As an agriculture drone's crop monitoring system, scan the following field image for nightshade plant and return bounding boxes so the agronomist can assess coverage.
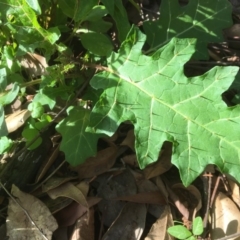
[0,0,239,186]
[167,217,204,240]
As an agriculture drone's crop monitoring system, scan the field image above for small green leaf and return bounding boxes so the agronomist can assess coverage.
[81,20,112,33]
[0,82,19,106]
[186,236,197,240]
[84,5,108,21]
[28,102,44,119]
[81,32,113,56]
[25,0,41,15]
[22,128,42,150]
[0,136,13,154]
[192,217,203,236]
[167,225,192,239]
[33,91,56,110]
[0,107,8,137]
[58,0,98,22]
[56,106,103,166]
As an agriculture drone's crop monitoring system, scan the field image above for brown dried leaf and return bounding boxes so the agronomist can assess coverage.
[113,191,166,205]
[143,142,172,179]
[145,206,174,240]
[53,197,100,228]
[122,154,138,167]
[120,129,135,151]
[97,170,137,227]
[70,208,95,240]
[42,176,78,192]
[102,203,147,240]
[73,146,118,179]
[19,53,48,77]
[172,183,202,219]
[7,185,58,240]
[229,179,240,208]
[5,110,31,133]
[211,192,240,239]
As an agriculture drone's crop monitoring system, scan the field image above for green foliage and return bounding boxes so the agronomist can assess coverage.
[101,0,131,42]
[80,32,113,56]
[28,102,44,119]
[143,0,232,59]
[0,0,60,57]
[58,0,98,22]
[0,0,239,188]
[56,106,103,166]
[168,217,204,239]
[87,26,239,186]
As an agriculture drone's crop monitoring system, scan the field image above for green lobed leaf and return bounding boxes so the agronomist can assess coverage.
[84,5,108,21]
[81,32,113,56]
[28,102,44,119]
[143,0,232,59]
[56,106,103,166]
[167,225,192,239]
[0,68,7,91]
[192,217,203,236]
[87,26,240,186]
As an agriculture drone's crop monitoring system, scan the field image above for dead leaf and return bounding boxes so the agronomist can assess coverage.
[211,192,240,239]
[120,129,135,151]
[122,154,138,167]
[70,208,95,240]
[36,145,61,183]
[102,203,147,240]
[7,185,58,240]
[76,181,89,197]
[228,178,240,208]
[42,175,78,192]
[47,182,88,207]
[97,170,137,227]
[112,191,166,205]
[5,109,31,133]
[54,201,87,227]
[145,206,174,240]
[73,146,118,179]
[53,197,100,228]
[165,184,190,220]
[172,183,202,220]
[19,52,48,77]
[223,24,240,49]
[143,142,172,179]
[155,176,169,199]
[0,224,6,239]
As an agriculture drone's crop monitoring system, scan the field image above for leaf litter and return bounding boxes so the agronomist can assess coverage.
[1,1,240,240]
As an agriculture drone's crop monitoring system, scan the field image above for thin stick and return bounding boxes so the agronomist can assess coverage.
[203,173,212,228]
[0,182,49,240]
